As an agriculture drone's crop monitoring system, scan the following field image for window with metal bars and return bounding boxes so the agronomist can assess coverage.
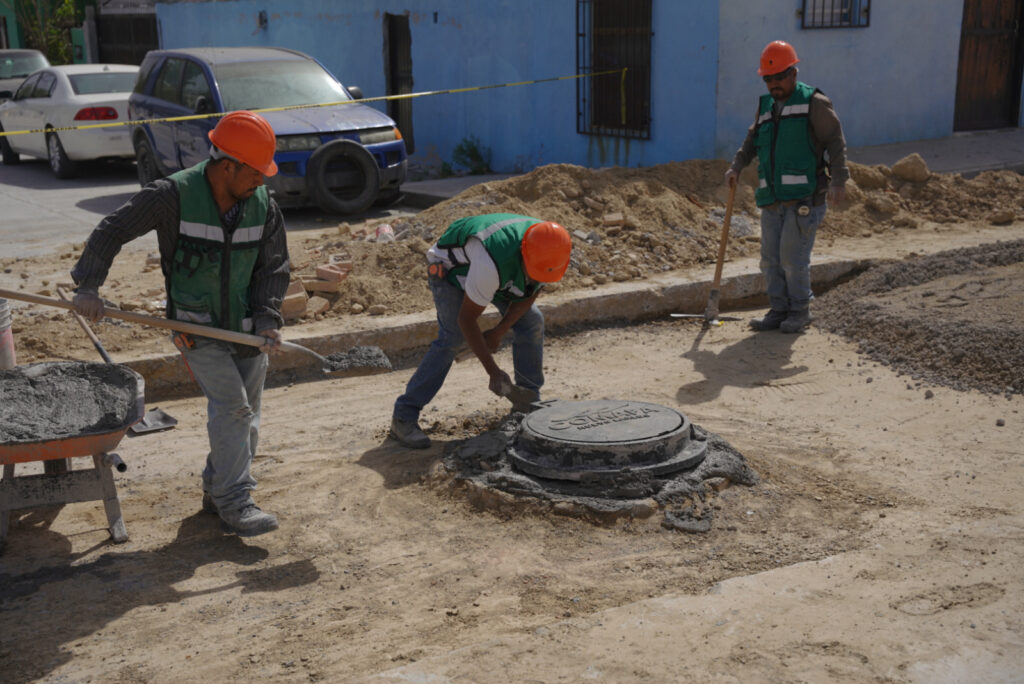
[576,0,652,139]
[801,0,871,29]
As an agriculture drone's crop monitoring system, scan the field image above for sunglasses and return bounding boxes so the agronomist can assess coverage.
[763,68,793,84]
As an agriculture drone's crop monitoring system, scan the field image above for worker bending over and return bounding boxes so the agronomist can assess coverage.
[71,111,289,537]
[391,214,572,449]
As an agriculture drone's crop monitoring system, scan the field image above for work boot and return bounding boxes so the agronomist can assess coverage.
[780,308,812,334]
[219,503,279,537]
[201,492,217,515]
[749,309,788,331]
[390,417,431,449]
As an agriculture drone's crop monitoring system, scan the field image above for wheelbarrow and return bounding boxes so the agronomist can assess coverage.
[0,361,145,553]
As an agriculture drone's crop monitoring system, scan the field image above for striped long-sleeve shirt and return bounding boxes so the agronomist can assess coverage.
[71,176,290,333]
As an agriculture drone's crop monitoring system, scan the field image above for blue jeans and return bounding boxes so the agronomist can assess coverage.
[178,335,267,512]
[759,202,827,312]
[393,278,545,423]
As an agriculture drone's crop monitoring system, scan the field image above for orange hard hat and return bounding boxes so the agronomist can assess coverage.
[208,111,278,176]
[758,40,799,76]
[522,221,572,283]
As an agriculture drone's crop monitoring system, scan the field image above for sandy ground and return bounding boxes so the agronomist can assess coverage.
[2,270,1023,681]
[2,161,1024,682]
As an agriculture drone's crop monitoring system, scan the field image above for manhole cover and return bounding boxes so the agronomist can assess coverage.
[509,399,707,481]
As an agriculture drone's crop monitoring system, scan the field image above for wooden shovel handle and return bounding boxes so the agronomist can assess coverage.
[711,180,737,291]
[0,287,268,348]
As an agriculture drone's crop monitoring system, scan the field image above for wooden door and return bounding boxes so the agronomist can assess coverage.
[954,0,1024,131]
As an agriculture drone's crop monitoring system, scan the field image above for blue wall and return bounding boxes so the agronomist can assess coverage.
[155,0,1024,171]
[716,0,966,157]
[155,0,719,172]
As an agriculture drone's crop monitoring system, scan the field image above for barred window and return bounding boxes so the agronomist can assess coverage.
[576,0,652,139]
[801,0,871,29]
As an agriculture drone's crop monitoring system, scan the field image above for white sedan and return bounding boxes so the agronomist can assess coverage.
[0,64,139,179]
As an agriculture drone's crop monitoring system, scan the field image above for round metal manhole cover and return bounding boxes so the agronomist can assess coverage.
[509,399,707,481]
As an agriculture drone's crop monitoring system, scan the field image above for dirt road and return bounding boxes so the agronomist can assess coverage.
[1,160,1023,682]
[2,296,1022,682]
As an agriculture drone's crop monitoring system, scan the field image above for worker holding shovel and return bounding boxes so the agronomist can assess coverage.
[390,214,572,449]
[725,40,848,333]
[70,111,290,537]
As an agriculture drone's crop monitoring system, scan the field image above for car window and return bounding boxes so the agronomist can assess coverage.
[0,53,48,79]
[153,58,186,104]
[13,73,40,100]
[213,59,350,110]
[32,72,57,98]
[69,72,138,95]
[180,61,212,110]
[134,57,159,94]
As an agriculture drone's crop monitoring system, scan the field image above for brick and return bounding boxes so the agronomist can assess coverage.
[307,296,331,316]
[602,212,625,226]
[301,277,343,294]
[281,292,307,320]
[285,280,306,297]
[316,263,351,282]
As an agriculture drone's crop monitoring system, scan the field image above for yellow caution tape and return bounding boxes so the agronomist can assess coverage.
[0,67,627,138]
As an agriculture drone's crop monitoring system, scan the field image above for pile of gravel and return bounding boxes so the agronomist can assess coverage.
[816,240,1024,397]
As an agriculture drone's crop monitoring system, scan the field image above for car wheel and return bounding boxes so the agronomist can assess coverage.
[0,124,20,165]
[134,135,163,186]
[47,131,79,179]
[306,139,380,215]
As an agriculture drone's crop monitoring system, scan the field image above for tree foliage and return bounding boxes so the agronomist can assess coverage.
[0,0,79,65]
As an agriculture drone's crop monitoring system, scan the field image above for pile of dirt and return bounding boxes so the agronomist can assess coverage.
[816,239,1024,397]
[3,157,1023,365]
[288,157,1024,319]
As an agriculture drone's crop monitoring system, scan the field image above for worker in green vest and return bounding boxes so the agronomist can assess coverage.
[725,40,849,333]
[71,111,290,537]
[391,214,572,449]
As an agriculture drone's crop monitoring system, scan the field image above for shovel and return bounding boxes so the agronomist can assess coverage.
[55,286,178,434]
[0,287,391,378]
[672,181,742,327]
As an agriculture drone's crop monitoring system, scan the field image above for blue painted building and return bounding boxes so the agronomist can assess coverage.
[153,1,1023,173]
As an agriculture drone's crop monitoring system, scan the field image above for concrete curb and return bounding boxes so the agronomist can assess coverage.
[126,257,871,402]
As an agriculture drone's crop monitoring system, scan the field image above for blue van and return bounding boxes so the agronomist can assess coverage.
[128,47,407,214]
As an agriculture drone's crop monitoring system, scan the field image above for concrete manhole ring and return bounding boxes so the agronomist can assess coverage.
[510,399,707,481]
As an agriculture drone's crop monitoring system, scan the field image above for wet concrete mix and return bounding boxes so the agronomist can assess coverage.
[324,346,393,376]
[817,239,1024,397]
[0,362,139,443]
[438,411,758,533]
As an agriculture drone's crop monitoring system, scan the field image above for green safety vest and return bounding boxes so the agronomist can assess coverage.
[167,160,270,333]
[754,81,820,206]
[435,213,541,304]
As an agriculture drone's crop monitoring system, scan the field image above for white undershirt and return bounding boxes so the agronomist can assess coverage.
[426,237,500,306]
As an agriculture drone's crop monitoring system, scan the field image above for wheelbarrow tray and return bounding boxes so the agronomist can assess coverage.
[0,362,146,465]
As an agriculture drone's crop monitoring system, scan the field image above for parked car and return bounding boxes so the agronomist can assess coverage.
[128,47,407,214]
[0,64,139,178]
[0,49,50,101]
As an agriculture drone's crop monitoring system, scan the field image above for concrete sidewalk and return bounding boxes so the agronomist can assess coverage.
[847,127,1024,177]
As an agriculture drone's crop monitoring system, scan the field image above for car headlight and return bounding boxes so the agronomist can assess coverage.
[359,127,402,144]
[276,135,321,152]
